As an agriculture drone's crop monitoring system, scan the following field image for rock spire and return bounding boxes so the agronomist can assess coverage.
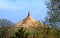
[27,11,30,17]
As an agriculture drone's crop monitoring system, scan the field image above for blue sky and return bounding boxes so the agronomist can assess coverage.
[0,0,47,23]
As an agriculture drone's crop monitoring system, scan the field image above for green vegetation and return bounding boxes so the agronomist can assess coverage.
[11,27,60,38]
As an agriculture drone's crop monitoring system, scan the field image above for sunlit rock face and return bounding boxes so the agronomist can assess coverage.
[15,11,47,28]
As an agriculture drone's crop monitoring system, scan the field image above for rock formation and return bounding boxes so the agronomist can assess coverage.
[15,11,45,28]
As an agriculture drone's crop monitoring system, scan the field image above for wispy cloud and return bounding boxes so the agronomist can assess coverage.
[0,0,16,9]
[0,0,46,10]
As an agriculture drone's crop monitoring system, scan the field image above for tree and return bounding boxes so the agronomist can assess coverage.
[44,0,60,38]
[44,0,60,27]
[15,27,28,38]
[0,19,14,38]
